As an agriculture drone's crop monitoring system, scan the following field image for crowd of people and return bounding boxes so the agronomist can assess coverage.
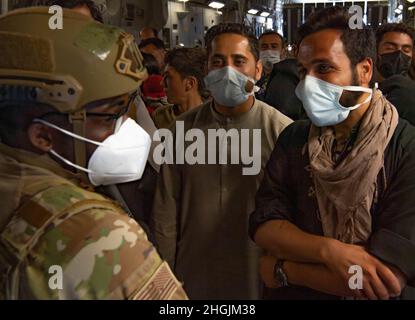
[0,0,414,300]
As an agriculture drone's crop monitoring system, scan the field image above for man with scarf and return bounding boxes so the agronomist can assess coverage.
[250,6,415,300]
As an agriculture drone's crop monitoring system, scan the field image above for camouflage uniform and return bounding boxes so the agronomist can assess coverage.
[0,7,187,300]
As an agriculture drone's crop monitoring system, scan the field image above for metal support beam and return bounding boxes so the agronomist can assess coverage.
[1,0,8,15]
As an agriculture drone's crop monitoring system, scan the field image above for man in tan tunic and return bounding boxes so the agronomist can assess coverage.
[152,23,292,299]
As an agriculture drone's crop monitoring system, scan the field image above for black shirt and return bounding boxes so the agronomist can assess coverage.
[249,119,415,299]
[379,75,415,126]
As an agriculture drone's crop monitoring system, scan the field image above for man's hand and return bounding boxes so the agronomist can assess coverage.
[259,255,279,289]
[322,239,403,300]
[259,254,364,298]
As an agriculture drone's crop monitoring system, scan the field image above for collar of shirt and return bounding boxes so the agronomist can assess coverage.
[209,98,257,125]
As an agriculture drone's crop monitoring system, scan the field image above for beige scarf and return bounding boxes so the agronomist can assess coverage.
[308,90,399,244]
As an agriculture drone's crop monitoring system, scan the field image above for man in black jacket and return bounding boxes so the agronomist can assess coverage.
[375,23,415,126]
[375,23,413,81]
[250,7,415,300]
[263,58,305,120]
[379,74,415,125]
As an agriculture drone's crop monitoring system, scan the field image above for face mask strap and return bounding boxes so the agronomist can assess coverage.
[68,110,87,173]
[342,85,373,94]
[340,91,373,111]
[33,118,105,146]
[49,149,92,174]
[244,73,258,95]
[33,113,102,182]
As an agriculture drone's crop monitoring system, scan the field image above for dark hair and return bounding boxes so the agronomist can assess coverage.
[297,6,376,70]
[376,23,414,48]
[139,38,166,51]
[47,0,103,23]
[140,27,158,38]
[204,23,259,61]
[165,47,207,96]
[259,30,284,44]
[151,28,158,38]
[142,52,161,75]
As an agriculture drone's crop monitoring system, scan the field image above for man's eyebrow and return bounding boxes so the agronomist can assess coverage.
[231,54,248,60]
[309,58,334,65]
[211,53,225,59]
[382,41,398,47]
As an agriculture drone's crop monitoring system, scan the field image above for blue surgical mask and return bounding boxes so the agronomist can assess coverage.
[204,66,257,107]
[295,75,373,127]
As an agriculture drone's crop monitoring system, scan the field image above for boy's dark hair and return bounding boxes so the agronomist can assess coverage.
[142,52,161,75]
[165,47,207,96]
[139,38,166,51]
[204,23,259,61]
[259,30,284,45]
[47,0,103,23]
[297,6,376,71]
[149,28,159,38]
[376,23,414,48]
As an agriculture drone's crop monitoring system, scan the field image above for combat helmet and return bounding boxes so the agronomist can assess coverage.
[0,6,148,170]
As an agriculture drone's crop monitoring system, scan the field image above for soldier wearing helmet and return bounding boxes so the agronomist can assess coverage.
[0,7,187,300]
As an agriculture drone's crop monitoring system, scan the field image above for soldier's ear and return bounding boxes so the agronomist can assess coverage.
[27,123,53,153]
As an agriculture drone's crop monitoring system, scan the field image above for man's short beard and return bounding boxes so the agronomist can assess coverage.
[339,68,365,108]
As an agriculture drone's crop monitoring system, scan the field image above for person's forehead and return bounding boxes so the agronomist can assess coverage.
[165,65,179,76]
[141,28,154,36]
[298,29,347,63]
[260,34,281,44]
[380,31,413,46]
[211,33,252,56]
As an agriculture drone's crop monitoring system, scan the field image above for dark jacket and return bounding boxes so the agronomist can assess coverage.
[379,75,415,126]
[264,58,306,121]
[250,118,415,299]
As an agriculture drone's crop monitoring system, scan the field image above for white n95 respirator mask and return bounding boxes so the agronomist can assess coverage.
[33,117,151,186]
